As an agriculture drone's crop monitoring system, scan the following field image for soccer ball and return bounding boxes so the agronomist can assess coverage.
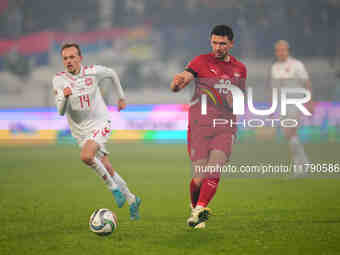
[89,208,118,235]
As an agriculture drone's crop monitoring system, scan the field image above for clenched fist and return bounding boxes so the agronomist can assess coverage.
[170,74,185,92]
[118,98,126,112]
[63,87,72,97]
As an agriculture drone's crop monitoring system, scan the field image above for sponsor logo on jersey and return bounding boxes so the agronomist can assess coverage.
[210,69,217,74]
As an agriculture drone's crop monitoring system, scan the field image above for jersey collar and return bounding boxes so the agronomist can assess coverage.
[64,65,84,80]
[209,53,235,63]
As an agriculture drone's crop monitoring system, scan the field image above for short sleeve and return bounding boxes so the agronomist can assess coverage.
[185,56,203,78]
[237,63,247,92]
[241,64,247,80]
[52,75,65,92]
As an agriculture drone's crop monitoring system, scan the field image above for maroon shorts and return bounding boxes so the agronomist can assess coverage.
[187,125,234,162]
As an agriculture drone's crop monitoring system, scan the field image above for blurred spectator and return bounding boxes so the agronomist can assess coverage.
[3,48,31,80]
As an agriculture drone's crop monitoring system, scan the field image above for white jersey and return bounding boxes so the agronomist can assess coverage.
[52,65,125,139]
[270,57,309,89]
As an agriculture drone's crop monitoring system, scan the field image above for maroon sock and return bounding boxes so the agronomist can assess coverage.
[196,177,220,207]
[190,179,201,208]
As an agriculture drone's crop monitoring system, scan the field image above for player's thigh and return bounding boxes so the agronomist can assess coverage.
[282,126,298,139]
[208,131,234,163]
[188,126,212,161]
[208,149,228,165]
[83,121,111,159]
[281,110,300,139]
[81,139,100,162]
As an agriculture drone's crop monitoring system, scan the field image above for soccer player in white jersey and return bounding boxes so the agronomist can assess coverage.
[52,43,141,219]
[270,40,314,175]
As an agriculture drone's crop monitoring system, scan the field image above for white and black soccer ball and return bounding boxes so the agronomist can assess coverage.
[89,208,118,235]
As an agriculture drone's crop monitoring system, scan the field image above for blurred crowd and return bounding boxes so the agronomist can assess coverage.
[0,0,339,103]
[1,0,338,59]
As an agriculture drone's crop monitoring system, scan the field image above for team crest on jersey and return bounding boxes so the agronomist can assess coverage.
[85,78,93,86]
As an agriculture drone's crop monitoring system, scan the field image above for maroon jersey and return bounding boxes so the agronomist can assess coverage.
[186,53,247,134]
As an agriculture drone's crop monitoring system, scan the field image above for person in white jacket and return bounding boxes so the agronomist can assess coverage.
[269,40,314,176]
[52,43,141,220]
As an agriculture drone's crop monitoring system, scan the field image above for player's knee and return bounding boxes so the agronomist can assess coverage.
[192,177,203,187]
[81,153,94,166]
[103,161,114,175]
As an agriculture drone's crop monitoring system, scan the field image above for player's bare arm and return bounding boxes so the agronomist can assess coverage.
[170,70,194,92]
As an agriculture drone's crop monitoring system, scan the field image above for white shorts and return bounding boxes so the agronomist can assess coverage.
[280,106,301,128]
[282,106,301,119]
[75,120,112,158]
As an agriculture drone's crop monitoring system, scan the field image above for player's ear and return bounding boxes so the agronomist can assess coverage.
[230,40,234,48]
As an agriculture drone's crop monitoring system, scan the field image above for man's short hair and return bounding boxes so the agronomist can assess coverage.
[210,25,234,41]
[275,40,290,49]
[60,43,82,56]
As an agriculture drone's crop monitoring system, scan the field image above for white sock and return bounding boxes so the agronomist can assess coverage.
[289,136,309,165]
[90,157,118,190]
[112,171,136,205]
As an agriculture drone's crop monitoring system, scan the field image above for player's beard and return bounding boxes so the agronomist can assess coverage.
[215,50,227,60]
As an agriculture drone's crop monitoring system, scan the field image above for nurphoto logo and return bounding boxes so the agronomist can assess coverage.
[199,79,312,128]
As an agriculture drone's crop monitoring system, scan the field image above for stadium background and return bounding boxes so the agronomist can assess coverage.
[0,0,339,145]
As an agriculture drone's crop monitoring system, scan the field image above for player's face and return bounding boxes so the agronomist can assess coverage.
[210,35,233,60]
[275,44,289,62]
[61,47,82,74]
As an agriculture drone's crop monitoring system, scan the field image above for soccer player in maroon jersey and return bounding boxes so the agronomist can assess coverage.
[170,25,247,228]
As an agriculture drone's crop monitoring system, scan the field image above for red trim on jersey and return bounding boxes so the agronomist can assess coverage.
[93,130,99,138]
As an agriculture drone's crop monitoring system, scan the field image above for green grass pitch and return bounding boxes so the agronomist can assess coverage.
[1,142,340,255]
